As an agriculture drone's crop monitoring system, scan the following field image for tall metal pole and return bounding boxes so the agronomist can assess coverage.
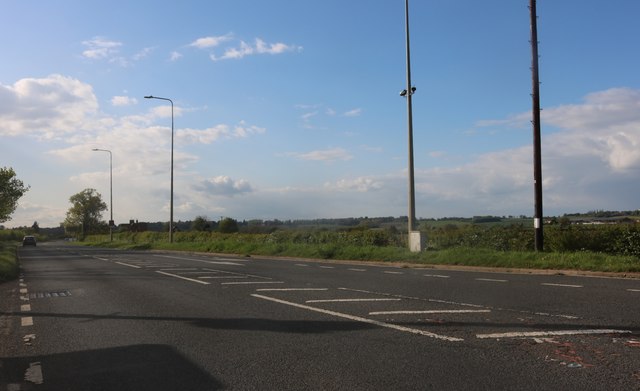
[144,95,174,243]
[529,0,544,251]
[92,148,113,242]
[404,0,417,235]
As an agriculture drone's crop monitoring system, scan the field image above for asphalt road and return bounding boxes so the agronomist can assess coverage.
[1,242,640,390]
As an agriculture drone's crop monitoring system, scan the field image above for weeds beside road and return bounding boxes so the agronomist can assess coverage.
[0,242,19,282]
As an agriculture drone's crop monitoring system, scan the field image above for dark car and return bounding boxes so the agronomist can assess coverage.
[22,236,37,246]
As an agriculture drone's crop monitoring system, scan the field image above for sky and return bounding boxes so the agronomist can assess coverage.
[1,0,639,228]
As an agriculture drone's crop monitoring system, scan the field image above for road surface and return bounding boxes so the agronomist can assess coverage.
[1,242,639,390]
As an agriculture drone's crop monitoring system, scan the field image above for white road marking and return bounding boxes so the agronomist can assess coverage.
[319,266,334,269]
[24,362,44,385]
[384,271,404,275]
[94,257,110,261]
[221,281,285,285]
[202,268,272,280]
[154,254,244,266]
[295,264,309,267]
[19,288,28,294]
[198,276,251,279]
[306,298,402,303]
[256,288,329,292]
[541,283,583,288]
[370,309,491,315]
[252,294,463,342]
[424,274,451,278]
[627,289,640,292]
[476,278,508,283]
[21,304,31,312]
[476,329,632,339]
[115,262,141,269]
[156,271,210,285]
[21,317,34,327]
[348,268,367,272]
[160,268,199,271]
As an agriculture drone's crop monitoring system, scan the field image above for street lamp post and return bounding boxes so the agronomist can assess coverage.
[400,0,423,252]
[144,95,174,243]
[92,148,113,242]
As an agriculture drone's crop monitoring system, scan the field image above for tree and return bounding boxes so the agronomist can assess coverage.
[218,217,239,233]
[63,188,107,237]
[191,216,211,232]
[0,167,30,223]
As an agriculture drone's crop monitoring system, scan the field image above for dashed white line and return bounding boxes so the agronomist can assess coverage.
[19,288,28,294]
[348,268,367,272]
[21,317,34,327]
[627,289,640,292]
[199,276,251,279]
[24,362,44,385]
[476,329,632,339]
[115,261,141,269]
[251,293,463,342]
[370,309,491,315]
[424,274,451,278]
[541,283,583,288]
[21,304,31,312]
[319,266,335,269]
[476,278,508,283]
[295,264,309,267]
[306,298,402,303]
[384,271,404,275]
[156,271,210,285]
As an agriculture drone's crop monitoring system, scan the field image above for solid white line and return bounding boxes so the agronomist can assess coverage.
[384,271,404,275]
[476,329,632,339]
[115,261,142,269]
[541,283,583,288]
[21,304,31,312]
[251,294,463,342]
[156,271,210,285]
[21,317,34,327]
[221,281,285,285]
[370,309,491,315]
[424,274,451,279]
[476,278,508,283]
[348,268,367,272]
[306,298,402,303]
[256,288,329,292]
[627,289,640,292]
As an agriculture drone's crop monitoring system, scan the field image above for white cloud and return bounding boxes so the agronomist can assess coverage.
[82,37,122,59]
[211,38,301,61]
[343,108,362,117]
[326,177,384,192]
[287,148,353,162]
[169,51,183,61]
[111,96,138,106]
[193,176,253,197]
[189,34,233,49]
[0,74,98,138]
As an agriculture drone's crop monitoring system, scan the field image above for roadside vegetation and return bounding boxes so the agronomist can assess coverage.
[0,230,25,281]
[81,218,640,274]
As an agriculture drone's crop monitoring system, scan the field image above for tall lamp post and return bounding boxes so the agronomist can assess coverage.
[92,148,113,242]
[400,0,423,252]
[144,95,174,243]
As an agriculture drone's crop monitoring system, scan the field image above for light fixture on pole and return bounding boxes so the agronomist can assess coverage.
[144,95,174,243]
[91,148,114,242]
[400,0,423,252]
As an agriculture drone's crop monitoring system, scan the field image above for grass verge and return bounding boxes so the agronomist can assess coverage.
[0,242,19,282]
[82,235,640,274]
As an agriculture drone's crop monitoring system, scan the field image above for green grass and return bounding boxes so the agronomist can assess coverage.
[82,233,640,274]
[0,242,19,282]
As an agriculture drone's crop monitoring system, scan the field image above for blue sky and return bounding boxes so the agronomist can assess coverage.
[2,0,639,228]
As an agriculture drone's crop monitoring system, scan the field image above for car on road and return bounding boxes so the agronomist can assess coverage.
[22,236,37,246]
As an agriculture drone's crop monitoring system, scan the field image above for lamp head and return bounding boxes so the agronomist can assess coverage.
[400,89,408,97]
[144,95,154,99]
